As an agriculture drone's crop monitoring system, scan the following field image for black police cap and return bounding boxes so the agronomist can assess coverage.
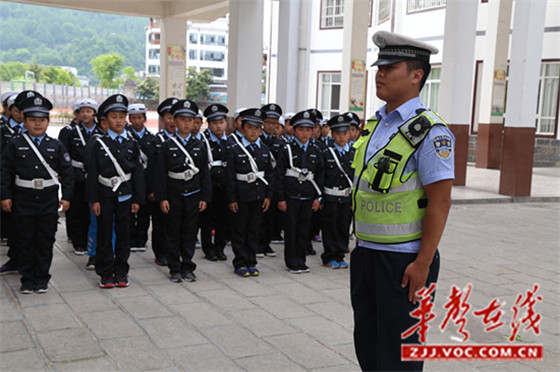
[171,99,198,118]
[157,97,179,117]
[204,103,229,122]
[261,103,283,119]
[240,108,266,127]
[343,112,361,127]
[306,108,323,124]
[98,94,128,117]
[20,95,53,118]
[372,31,439,66]
[291,110,316,129]
[15,90,43,110]
[327,114,352,132]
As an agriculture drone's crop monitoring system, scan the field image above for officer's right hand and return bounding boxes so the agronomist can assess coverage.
[229,202,238,213]
[91,202,101,216]
[277,201,287,212]
[161,200,170,214]
[1,199,12,212]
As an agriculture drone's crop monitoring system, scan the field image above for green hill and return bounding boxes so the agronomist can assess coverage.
[0,2,148,83]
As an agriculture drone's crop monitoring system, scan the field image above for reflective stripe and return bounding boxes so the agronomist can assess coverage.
[354,175,423,194]
[355,220,423,237]
[71,159,85,169]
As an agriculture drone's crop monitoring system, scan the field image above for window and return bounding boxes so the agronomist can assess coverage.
[317,72,341,118]
[148,65,160,75]
[217,35,226,46]
[148,49,160,60]
[377,0,391,24]
[419,66,441,112]
[536,62,559,135]
[189,33,198,44]
[201,34,219,45]
[200,50,225,62]
[202,67,225,78]
[321,0,344,29]
[408,0,446,12]
[188,49,197,60]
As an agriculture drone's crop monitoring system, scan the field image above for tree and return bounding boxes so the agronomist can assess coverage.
[42,65,78,85]
[137,77,159,100]
[122,66,139,82]
[90,53,125,88]
[186,67,213,101]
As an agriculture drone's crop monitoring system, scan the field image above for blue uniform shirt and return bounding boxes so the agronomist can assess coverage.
[209,131,227,142]
[132,127,146,138]
[241,136,262,148]
[82,123,96,135]
[359,97,455,253]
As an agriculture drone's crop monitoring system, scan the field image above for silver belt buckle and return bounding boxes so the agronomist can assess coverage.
[298,173,307,182]
[246,173,256,183]
[110,177,119,187]
[185,169,194,179]
[33,179,44,190]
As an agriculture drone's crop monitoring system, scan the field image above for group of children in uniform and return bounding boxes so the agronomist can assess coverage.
[0,90,362,292]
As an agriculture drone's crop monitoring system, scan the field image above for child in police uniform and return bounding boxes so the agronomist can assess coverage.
[226,108,274,277]
[321,114,355,269]
[1,94,74,293]
[156,99,211,283]
[275,110,324,274]
[86,94,145,288]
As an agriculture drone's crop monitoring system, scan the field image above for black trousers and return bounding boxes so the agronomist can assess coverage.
[1,210,17,267]
[200,186,228,257]
[257,199,273,253]
[150,201,167,261]
[130,198,151,248]
[350,247,440,372]
[231,200,262,269]
[320,201,352,263]
[284,198,313,270]
[66,181,90,249]
[270,201,284,240]
[95,198,132,278]
[165,193,199,275]
[15,213,58,288]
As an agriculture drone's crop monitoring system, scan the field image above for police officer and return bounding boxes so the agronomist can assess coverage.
[199,103,229,261]
[227,108,246,146]
[344,111,361,146]
[351,31,454,371]
[282,113,295,142]
[226,108,274,277]
[321,114,354,269]
[306,108,326,251]
[60,98,103,256]
[59,99,83,145]
[1,94,74,293]
[319,117,335,147]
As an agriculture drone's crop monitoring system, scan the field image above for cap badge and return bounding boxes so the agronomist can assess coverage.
[212,105,218,112]
[184,101,191,108]
[172,99,178,104]
[303,112,310,119]
[270,104,275,110]
[34,97,42,105]
[338,116,344,122]
[27,92,35,98]
[255,109,261,116]
[116,95,123,103]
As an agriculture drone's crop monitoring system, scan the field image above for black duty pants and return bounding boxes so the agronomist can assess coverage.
[130,198,151,248]
[16,213,58,288]
[320,201,352,263]
[165,193,199,275]
[95,198,132,278]
[200,186,228,257]
[284,198,313,270]
[2,210,17,267]
[231,200,262,269]
[66,181,90,249]
[350,247,440,372]
[150,200,167,261]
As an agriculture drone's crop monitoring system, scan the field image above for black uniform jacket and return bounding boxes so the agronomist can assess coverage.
[1,133,74,215]
[202,129,228,188]
[275,140,324,202]
[225,141,274,204]
[60,123,104,183]
[127,127,157,195]
[322,146,355,203]
[85,133,145,204]
[1,119,22,154]
[155,134,211,203]
[260,132,284,166]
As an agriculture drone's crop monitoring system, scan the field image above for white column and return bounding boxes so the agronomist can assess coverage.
[159,17,187,101]
[276,0,300,113]
[296,0,312,111]
[339,0,370,118]
[227,0,264,111]
[437,0,478,186]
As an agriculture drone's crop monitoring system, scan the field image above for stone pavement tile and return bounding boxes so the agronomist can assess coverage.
[105,282,151,299]
[473,361,539,371]
[321,287,351,304]
[306,301,354,330]
[288,315,353,346]
[266,333,351,369]
[182,272,228,291]
[291,272,347,291]
[221,276,279,297]
[130,266,171,284]
[245,270,292,285]
[424,360,481,371]
[0,321,35,352]
[116,295,173,319]
[53,357,117,371]
[23,303,80,332]
[273,282,329,304]
[167,344,239,371]
[0,297,20,321]
[235,352,306,371]
[197,261,235,279]
[230,308,297,337]
[50,272,96,292]
[80,310,144,339]
[198,288,257,311]
[335,342,359,364]
[12,285,64,308]
[37,328,104,363]
[251,295,312,319]
[520,349,560,372]
[201,325,274,359]
[61,290,115,314]
[172,302,232,328]
[311,363,361,372]
[145,284,202,305]
[138,316,207,349]
[453,267,511,286]
[127,252,153,268]
[0,349,47,371]
[102,336,174,371]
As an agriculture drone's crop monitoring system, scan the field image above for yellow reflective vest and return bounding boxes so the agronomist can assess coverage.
[352,110,447,244]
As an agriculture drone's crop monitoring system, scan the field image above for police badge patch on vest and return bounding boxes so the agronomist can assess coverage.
[432,135,453,160]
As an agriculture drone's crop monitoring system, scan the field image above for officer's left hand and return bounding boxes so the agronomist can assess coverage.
[311,199,321,211]
[262,198,271,212]
[131,203,140,213]
[148,193,155,201]
[59,200,70,213]
[401,261,430,304]
[1,199,12,212]
[199,201,207,212]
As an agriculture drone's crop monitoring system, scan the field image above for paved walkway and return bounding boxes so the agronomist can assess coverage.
[0,166,558,371]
